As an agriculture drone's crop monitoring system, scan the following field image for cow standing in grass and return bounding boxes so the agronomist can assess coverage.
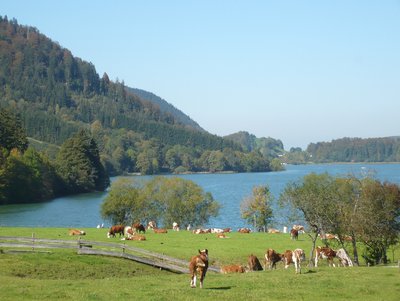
[107,225,125,238]
[282,249,306,274]
[315,246,337,267]
[264,248,283,270]
[290,228,299,240]
[189,249,209,288]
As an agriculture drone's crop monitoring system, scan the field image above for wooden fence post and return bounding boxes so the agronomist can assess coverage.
[31,233,35,251]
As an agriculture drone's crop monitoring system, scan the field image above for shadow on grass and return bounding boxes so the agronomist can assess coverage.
[205,286,233,290]
[303,269,317,274]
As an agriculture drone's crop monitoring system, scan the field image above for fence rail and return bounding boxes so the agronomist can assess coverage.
[0,235,220,274]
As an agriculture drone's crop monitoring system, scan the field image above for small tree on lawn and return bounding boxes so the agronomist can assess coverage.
[240,185,273,232]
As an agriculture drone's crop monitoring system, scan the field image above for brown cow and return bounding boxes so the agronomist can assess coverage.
[69,229,86,236]
[290,228,299,240]
[315,246,337,267]
[189,249,209,288]
[107,225,125,238]
[153,228,168,234]
[264,248,283,270]
[248,254,263,271]
[132,223,146,234]
[220,264,245,274]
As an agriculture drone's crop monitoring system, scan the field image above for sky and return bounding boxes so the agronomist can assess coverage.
[2,1,400,149]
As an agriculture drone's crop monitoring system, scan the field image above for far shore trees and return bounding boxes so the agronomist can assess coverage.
[101,176,220,228]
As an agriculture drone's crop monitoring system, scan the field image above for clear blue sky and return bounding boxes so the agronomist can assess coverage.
[2,1,400,149]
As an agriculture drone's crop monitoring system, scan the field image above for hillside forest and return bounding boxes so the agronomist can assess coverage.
[0,16,286,204]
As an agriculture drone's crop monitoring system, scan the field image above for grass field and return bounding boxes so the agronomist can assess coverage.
[0,227,399,301]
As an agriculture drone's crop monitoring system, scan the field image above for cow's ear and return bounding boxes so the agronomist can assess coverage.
[205,249,208,255]
[198,249,201,254]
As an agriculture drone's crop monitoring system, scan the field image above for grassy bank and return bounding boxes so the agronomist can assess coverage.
[1,227,399,301]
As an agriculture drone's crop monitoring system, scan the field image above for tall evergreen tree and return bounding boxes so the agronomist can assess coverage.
[56,129,109,193]
[0,108,28,152]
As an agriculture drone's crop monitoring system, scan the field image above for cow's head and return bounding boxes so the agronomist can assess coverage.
[198,249,208,259]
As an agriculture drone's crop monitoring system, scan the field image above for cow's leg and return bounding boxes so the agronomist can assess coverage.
[190,274,196,288]
[199,269,205,289]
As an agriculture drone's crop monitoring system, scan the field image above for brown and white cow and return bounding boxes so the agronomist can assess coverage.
[315,246,337,267]
[290,228,299,240]
[248,254,263,271]
[319,233,338,240]
[292,225,305,232]
[124,226,134,238]
[282,249,306,274]
[220,264,245,274]
[123,234,146,241]
[172,222,180,231]
[238,228,251,233]
[147,221,157,230]
[193,228,206,234]
[268,228,281,234]
[189,249,209,288]
[107,225,125,238]
[153,228,168,234]
[216,233,227,239]
[264,248,283,270]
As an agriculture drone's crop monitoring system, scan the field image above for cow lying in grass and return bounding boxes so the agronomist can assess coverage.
[69,229,86,236]
[220,264,245,274]
[189,249,209,288]
[248,254,263,271]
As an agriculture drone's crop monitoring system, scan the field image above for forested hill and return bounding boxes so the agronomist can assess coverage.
[224,131,284,158]
[0,16,276,175]
[127,87,204,132]
[307,137,400,162]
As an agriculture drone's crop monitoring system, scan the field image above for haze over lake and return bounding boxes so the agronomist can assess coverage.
[1,163,400,229]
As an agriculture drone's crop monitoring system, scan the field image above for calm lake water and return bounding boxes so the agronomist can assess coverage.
[1,163,400,229]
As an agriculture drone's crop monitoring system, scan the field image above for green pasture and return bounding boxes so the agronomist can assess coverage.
[0,227,399,301]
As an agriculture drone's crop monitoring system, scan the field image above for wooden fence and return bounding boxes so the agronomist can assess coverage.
[0,235,220,274]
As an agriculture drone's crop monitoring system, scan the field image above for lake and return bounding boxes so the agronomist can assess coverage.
[1,163,400,229]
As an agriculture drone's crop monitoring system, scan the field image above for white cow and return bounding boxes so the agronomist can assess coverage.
[336,248,353,267]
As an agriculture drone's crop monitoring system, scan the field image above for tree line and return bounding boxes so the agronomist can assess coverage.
[307,137,400,163]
